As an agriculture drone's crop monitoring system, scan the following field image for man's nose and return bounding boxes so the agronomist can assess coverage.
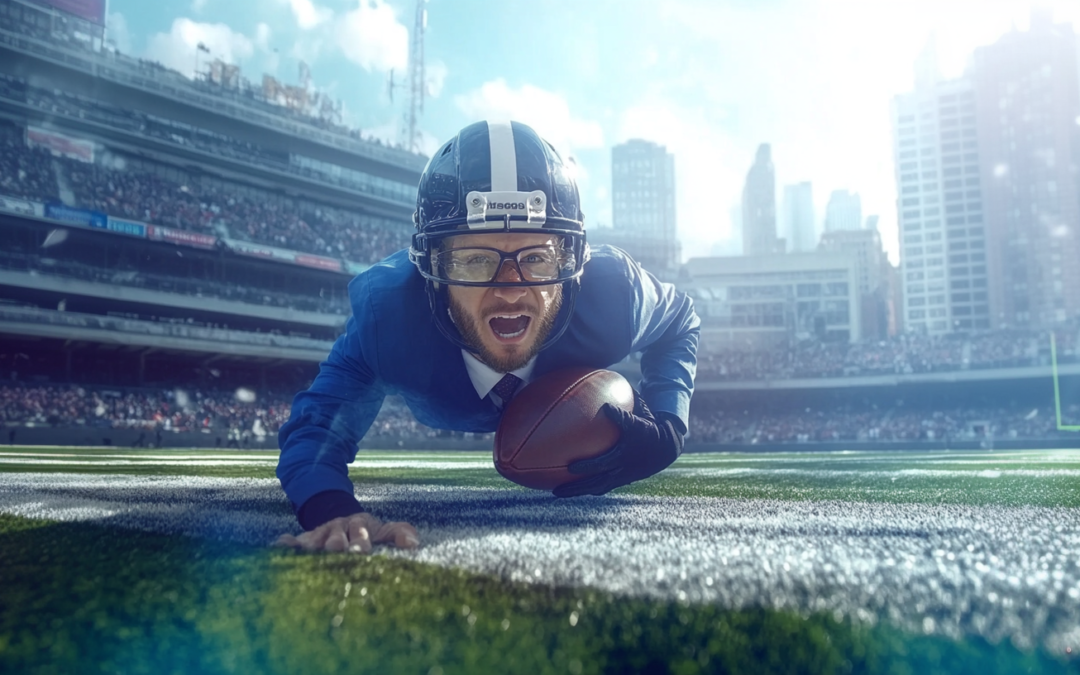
[492,260,528,301]
[494,258,523,283]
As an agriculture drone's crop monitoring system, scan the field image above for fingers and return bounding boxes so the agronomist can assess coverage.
[274,513,420,553]
[567,445,621,475]
[273,533,300,548]
[600,402,632,428]
[346,516,373,553]
[372,521,420,549]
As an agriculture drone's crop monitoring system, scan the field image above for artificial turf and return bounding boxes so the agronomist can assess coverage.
[1,512,1077,675]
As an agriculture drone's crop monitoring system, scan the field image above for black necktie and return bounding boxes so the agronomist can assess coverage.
[491,373,522,407]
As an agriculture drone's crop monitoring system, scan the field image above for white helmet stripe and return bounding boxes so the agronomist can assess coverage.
[487,121,518,192]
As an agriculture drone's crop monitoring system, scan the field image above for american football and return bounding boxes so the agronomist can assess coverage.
[493,368,636,490]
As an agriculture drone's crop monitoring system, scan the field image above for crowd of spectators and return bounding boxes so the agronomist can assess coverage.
[0,383,491,446]
[689,400,1077,444]
[0,248,351,315]
[0,383,292,438]
[0,114,57,204]
[0,119,413,263]
[4,381,1078,447]
[697,327,1074,381]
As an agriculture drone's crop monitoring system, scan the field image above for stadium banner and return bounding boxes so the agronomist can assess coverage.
[44,202,107,229]
[0,195,44,218]
[222,238,298,263]
[147,225,217,250]
[106,216,148,239]
[26,126,95,164]
[294,254,343,273]
[25,0,106,26]
[222,238,346,273]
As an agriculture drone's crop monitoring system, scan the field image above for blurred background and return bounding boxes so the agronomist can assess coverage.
[1,0,1079,450]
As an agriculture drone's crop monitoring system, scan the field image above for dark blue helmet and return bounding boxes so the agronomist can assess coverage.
[409,120,589,353]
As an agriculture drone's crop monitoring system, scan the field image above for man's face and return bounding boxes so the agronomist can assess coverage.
[445,232,564,372]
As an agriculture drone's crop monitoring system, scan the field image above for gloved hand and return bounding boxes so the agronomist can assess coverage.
[552,392,684,498]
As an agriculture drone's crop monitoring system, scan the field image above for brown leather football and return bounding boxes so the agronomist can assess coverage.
[493,368,636,490]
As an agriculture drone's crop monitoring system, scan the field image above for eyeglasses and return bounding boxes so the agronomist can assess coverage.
[432,244,576,283]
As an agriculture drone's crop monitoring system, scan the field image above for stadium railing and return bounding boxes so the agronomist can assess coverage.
[0,305,334,351]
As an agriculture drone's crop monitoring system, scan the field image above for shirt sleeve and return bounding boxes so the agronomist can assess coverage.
[276,311,387,522]
[627,261,700,434]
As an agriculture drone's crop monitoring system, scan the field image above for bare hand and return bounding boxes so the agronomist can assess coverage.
[274,512,419,553]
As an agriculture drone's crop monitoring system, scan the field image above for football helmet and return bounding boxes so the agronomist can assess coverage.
[409,120,589,353]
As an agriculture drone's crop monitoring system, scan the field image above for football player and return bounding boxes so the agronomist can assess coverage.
[275,120,699,553]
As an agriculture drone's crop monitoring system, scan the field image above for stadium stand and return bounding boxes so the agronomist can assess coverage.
[696,326,1079,381]
[688,401,1075,444]
[0,73,414,202]
[3,8,1078,454]
[0,247,351,315]
[0,6,424,162]
[0,118,412,262]
[3,380,1077,448]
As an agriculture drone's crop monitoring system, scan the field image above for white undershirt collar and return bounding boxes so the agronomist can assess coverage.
[461,350,536,405]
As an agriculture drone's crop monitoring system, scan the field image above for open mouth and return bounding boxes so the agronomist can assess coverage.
[488,314,532,342]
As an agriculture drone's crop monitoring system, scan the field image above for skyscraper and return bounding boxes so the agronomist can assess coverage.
[824,190,863,232]
[607,139,680,275]
[782,182,816,252]
[973,12,1080,328]
[892,67,988,333]
[741,143,782,255]
[818,228,892,339]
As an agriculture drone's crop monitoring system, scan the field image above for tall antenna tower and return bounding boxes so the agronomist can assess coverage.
[386,0,427,152]
[405,0,427,153]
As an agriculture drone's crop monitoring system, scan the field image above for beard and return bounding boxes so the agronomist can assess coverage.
[448,286,563,372]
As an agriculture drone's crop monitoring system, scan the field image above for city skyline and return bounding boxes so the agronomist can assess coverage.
[892,9,1080,334]
[101,1,1080,265]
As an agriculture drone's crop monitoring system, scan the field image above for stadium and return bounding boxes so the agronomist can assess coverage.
[1,1,1079,674]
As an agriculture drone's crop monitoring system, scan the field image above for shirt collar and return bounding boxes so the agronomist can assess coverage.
[461,350,536,400]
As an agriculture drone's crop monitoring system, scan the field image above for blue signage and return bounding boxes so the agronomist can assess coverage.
[106,217,148,238]
[44,203,107,230]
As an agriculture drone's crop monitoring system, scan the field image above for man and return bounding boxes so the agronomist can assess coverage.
[276,120,699,554]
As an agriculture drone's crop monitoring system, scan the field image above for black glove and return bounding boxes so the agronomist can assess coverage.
[552,392,684,498]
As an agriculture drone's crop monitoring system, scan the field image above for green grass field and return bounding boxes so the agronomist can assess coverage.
[1,446,1079,674]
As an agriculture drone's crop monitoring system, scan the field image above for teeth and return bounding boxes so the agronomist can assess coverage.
[492,314,525,319]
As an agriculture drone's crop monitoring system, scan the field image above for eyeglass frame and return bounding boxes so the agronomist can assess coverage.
[430,244,577,285]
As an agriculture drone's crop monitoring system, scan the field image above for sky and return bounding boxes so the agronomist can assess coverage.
[102,0,1080,264]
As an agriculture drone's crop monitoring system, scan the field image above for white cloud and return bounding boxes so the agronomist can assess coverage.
[105,12,131,54]
[454,78,605,156]
[335,0,408,73]
[144,18,255,79]
[254,23,279,74]
[254,22,272,51]
[283,0,332,30]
